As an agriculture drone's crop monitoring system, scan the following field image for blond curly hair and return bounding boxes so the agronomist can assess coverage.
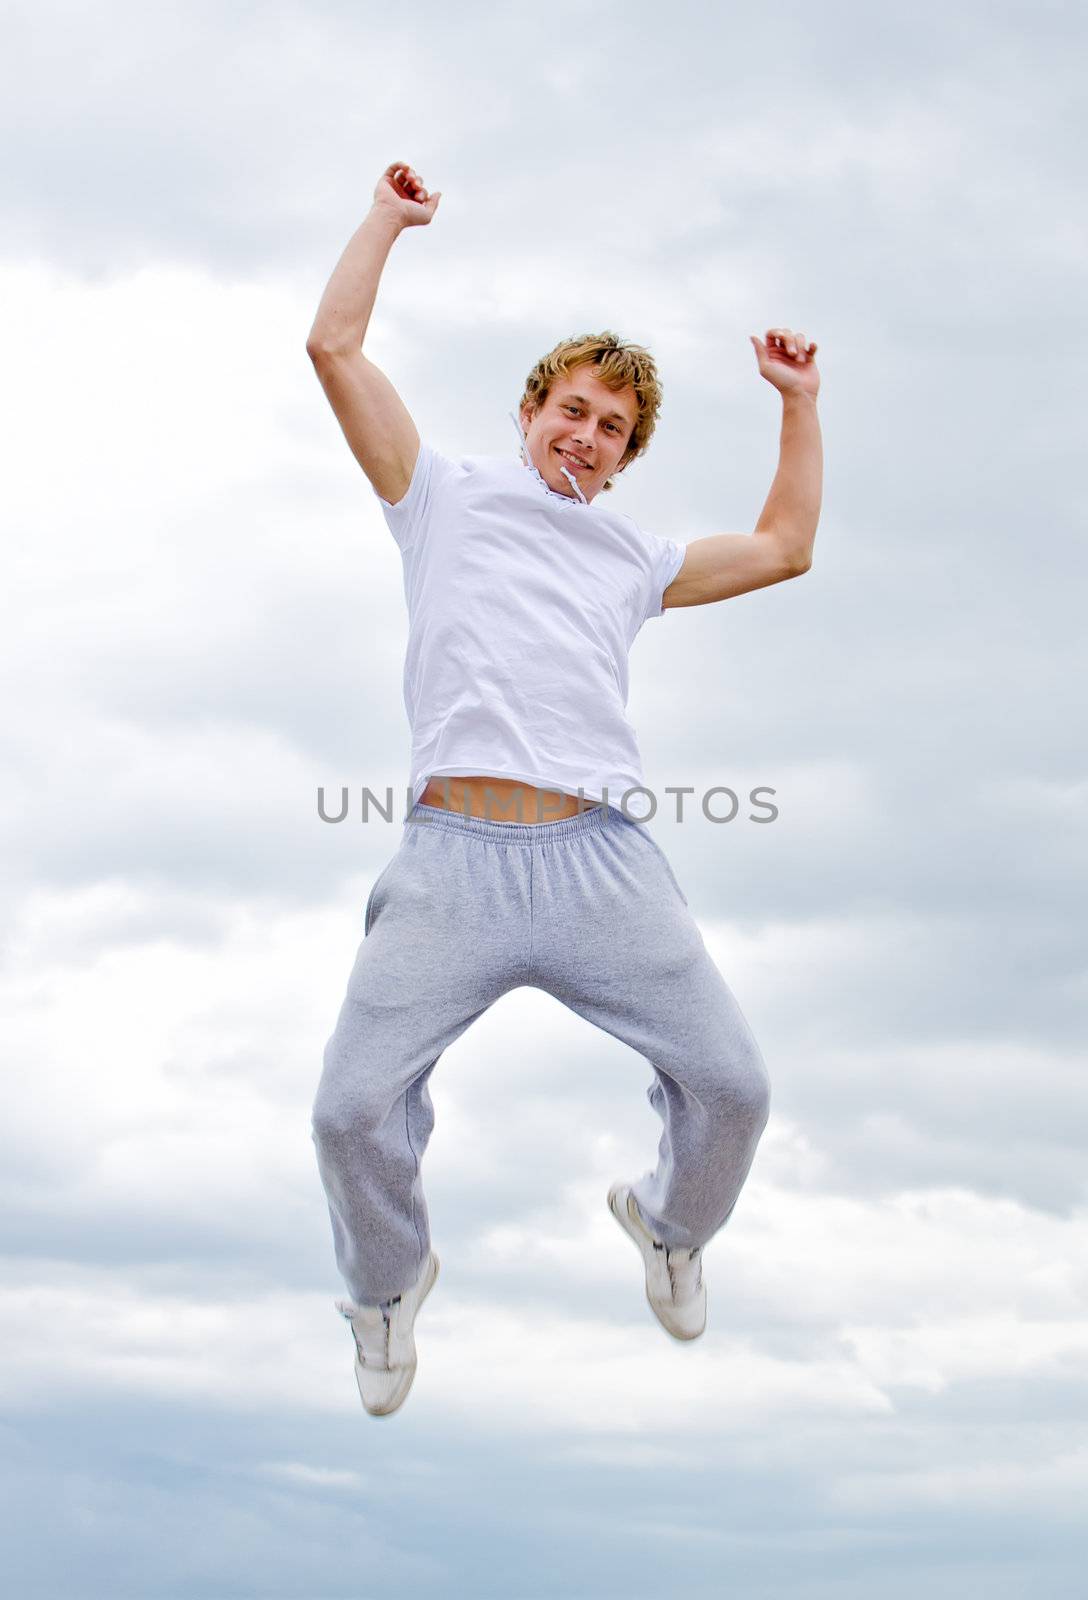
[517,330,663,492]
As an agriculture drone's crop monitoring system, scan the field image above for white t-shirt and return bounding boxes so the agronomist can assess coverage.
[373,435,686,813]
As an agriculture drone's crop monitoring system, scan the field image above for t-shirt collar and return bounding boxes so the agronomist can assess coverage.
[508,411,589,507]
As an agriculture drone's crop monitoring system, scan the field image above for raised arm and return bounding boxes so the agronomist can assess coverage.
[306,162,442,506]
[664,329,823,608]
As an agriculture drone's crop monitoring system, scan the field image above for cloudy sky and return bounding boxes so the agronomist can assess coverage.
[3,0,1086,1594]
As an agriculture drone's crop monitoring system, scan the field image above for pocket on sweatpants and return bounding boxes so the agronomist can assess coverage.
[642,831,689,908]
[661,858,689,908]
[364,857,397,936]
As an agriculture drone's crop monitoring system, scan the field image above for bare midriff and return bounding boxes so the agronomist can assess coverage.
[419,775,600,824]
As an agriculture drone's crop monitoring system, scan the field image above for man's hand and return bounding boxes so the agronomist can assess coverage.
[372,161,442,229]
[750,328,820,399]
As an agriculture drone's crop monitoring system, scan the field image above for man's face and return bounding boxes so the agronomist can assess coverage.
[519,368,638,502]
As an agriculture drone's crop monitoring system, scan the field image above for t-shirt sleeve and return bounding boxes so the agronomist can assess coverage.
[371,440,457,552]
[641,531,686,623]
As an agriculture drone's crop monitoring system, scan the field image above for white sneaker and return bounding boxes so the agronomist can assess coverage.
[335,1250,440,1416]
[608,1182,706,1341]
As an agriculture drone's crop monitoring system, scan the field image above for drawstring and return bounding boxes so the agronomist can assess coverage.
[509,411,589,506]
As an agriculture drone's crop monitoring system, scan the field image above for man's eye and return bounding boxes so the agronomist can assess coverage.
[560,406,620,438]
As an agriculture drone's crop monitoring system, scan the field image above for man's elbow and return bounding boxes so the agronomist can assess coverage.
[306,332,353,364]
[306,337,334,365]
[772,539,812,578]
[761,528,814,580]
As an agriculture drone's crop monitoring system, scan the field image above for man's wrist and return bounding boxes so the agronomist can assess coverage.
[781,388,818,408]
[366,204,406,240]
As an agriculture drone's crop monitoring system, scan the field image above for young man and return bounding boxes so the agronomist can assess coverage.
[307,161,823,1417]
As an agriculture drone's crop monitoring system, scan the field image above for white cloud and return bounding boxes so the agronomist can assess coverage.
[254,1461,369,1491]
[2,1,1086,1587]
[828,1446,1088,1517]
[2,1177,1084,1435]
[0,1261,888,1429]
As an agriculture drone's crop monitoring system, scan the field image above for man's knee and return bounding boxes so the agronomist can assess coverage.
[311,1064,390,1146]
[707,1036,771,1129]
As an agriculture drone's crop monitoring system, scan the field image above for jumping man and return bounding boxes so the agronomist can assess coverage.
[307,161,823,1416]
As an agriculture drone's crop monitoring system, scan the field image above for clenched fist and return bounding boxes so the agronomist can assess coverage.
[372,161,442,229]
[749,328,820,399]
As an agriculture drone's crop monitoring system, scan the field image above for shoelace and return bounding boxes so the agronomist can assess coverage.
[665,1246,703,1303]
[338,1297,399,1370]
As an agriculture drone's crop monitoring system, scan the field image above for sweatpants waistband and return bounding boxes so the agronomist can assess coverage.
[405,799,634,845]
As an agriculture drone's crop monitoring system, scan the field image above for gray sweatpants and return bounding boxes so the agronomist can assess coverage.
[311,800,771,1307]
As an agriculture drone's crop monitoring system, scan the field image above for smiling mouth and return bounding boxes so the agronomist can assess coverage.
[555,447,591,470]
